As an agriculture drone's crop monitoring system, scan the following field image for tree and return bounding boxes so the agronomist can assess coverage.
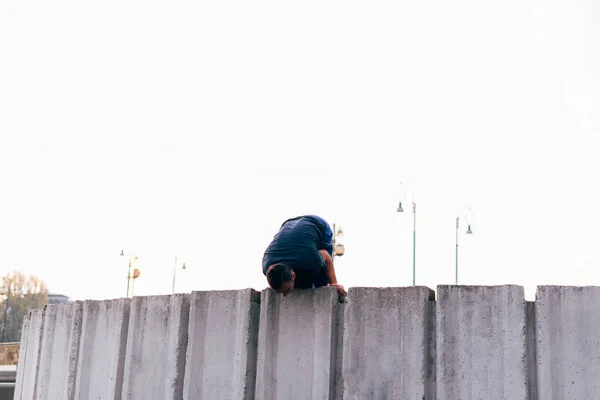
[0,271,49,343]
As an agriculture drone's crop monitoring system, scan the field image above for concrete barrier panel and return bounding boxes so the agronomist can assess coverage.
[14,312,31,400]
[15,309,45,400]
[436,285,527,400]
[255,287,343,400]
[183,289,260,400]
[342,287,435,400]
[121,294,190,400]
[36,301,84,400]
[536,286,600,399]
[73,298,131,400]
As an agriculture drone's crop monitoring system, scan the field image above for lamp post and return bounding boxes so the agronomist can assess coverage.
[396,181,416,286]
[332,223,345,262]
[455,207,474,285]
[131,268,141,297]
[120,249,138,298]
[172,257,187,294]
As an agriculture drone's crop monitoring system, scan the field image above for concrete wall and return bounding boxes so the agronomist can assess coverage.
[13,285,600,399]
[121,294,190,400]
[255,287,343,400]
[535,286,600,400]
[74,298,130,400]
[183,289,259,400]
[15,309,44,399]
[36,302,83,400]
[436,285,528,400]
[342,287,434,400]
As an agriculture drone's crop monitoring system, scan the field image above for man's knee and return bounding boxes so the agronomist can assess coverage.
[313,270,329,288]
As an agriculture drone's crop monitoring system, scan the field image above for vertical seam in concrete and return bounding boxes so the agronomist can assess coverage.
[32,305,48,399]
[501,289,509,398]
[328,299,344,400]
[67,302,84,400]
[14,312,31,400]
[427,299,436,400]
[233,292,245,397]
[270,293,281,400]
[121,298,140,400]
[174,294,191,400]
[183,291,209,399]
[198,293,211,397]
[245,290,260,400]
[114,299,131,400]
[526,301,537,400]
[310,293,321,400]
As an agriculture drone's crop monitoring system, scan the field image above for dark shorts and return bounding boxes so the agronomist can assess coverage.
[312,253,329,288]
[313,270,328,288]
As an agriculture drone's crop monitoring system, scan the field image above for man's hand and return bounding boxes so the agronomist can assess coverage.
[328,283,346,298]
[319,250,346,300]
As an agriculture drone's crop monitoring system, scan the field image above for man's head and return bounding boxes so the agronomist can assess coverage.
[266,264,296,296]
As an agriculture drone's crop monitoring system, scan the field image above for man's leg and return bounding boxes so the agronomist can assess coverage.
[313,269,329,288]
[309,215,334,256]
[312,254,330,288]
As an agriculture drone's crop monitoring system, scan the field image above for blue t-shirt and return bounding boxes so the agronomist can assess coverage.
[262,215,333,288]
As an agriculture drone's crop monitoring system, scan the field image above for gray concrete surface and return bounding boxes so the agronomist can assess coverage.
[342,286,435,400]
[183,289,260,400]
[525,301,537,400]
[436,285,528,400]
[14,285,600,399]
[36,301,83,400]
[535,286,600,399]
[255,286,343,400]
[74,298,131,400]
[14,311,35,400]
[121,294,190,400]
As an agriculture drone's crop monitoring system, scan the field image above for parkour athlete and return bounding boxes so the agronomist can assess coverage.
[262,215,346,298]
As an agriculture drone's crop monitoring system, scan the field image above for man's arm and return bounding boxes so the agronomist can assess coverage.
[319,250,346,297]
[319,249,338,284]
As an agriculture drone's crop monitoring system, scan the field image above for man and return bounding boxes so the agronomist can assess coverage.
[262,214,346,298]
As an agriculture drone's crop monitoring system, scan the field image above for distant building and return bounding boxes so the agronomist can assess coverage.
[47,293,69,304]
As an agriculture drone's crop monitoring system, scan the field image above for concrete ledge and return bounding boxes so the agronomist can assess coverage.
[14,310,40,399]
[74,298,131,400]
[121,294,190,400]
[342,286,435,400]
[255,286,343,400]
[183,289,260,400]
[436,285,528,400]
[16,285,600,399]
[535,286,600,399]
[35,302,83,400]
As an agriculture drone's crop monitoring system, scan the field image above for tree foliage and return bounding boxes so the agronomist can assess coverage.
[0,271,49,343]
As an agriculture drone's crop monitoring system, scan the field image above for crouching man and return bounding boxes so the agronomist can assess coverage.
[262,215,346,298]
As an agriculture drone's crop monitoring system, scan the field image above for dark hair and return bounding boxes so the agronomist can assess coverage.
[266,264,293,289]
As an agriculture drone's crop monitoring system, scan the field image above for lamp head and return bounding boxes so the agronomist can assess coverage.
[396,201,404,213]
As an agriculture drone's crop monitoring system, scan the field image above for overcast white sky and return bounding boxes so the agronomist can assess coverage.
[1,0,598,301]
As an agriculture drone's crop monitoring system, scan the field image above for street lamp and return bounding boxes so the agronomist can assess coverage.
[332,223,345,261]
[120,250,139,298]
[172,257,187,294]
[455,207,474,285]
[396,181,416,286]
[131,268,141,297]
